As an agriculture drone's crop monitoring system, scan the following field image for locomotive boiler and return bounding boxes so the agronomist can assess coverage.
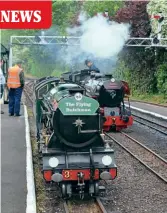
[33,77,117,199]
[62,70,133,131]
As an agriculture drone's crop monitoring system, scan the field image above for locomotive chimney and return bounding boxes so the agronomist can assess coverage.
[69,88,85,95]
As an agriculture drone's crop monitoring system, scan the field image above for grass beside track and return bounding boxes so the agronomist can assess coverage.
[129,94,167,106]
[27,108,46,213]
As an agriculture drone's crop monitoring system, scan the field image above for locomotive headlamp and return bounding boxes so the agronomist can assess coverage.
[48,157,59,168]
[102,155,112,166]
[110,78,115,82]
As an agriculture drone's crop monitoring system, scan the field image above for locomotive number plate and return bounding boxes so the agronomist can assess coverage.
[104,107,119,116]
[62,169,99,181]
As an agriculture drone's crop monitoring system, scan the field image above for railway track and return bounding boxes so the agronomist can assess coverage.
[24,86,33,105]
[24,81,34,105]
[132,114,167,135]
[63,198,107,213]
[105,132,167,183]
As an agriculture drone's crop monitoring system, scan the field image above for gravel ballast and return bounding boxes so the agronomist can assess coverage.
[102,142,167,213]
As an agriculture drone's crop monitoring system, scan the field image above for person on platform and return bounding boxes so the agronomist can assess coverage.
[85,59,100,73]
[7,60,24,116]
[0,60,5,114]
[59,76,65,83]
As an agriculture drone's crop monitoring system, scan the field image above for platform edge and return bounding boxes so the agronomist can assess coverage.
[24,105,37,213]
[125,104,167,121]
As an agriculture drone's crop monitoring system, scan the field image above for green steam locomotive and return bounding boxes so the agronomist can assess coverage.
[33,76,117,199]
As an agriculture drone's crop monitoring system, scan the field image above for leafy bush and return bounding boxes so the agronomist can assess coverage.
[156,63,167,98]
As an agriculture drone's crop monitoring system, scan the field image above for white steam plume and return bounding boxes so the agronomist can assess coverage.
[64,12,130,72]
[80,15,130,58]
[41,12,130,73]
[68,12,130,57]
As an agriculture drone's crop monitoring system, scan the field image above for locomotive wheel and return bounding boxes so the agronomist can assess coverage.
[61,183,67,199]
[94,181,99,196]
[37,142,41,153]
[37,141,45,153]
[61,183,72,199]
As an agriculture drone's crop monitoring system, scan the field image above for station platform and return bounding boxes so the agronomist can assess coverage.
[1,104,36,213]
[125,101,167,120]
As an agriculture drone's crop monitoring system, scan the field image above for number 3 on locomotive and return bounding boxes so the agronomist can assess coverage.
[64,171,70,178]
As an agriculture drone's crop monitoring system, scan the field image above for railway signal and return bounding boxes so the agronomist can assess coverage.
[149,13,166,45]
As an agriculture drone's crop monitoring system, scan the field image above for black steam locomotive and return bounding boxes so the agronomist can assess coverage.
[62,70,133,131]
[33,76,117,199]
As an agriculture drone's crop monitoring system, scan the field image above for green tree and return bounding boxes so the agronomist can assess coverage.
[83,1,123,17]
[147,0,167,37]
[156,63,167,98]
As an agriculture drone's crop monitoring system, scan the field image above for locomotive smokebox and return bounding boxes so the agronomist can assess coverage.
[51,90,102,148]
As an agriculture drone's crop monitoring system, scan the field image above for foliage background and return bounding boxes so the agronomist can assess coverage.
[1,0,167,101]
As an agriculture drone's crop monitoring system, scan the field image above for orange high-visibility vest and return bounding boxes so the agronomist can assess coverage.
[7,65,21,88]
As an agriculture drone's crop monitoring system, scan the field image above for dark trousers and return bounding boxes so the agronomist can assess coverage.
[9,87,23,115]
[0,84,4,99]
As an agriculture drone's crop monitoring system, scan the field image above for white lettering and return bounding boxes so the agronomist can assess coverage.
[33,10,41,22]
[20,11,33,22]
[1,11,10,22]
[11,11,19,22]
[0,10,42,23]
[65,108,91,112]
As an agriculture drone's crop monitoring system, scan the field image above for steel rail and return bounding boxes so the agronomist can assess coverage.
[24,86,33,105]
[121,132,167,164]
[63,198,108,213]
[133,114,167,136]
[96,198,108,213]
[133,114,167,129]
[105,133,167,183]
[63,201,70,213]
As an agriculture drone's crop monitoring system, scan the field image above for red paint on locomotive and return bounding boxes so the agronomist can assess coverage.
[62,169,99,181]
[95,79,133,131]
[103,115,133,131]
[43,168,117,182]
[43,170,52,181]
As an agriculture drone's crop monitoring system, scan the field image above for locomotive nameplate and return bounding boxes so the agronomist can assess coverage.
[58,94,99,115]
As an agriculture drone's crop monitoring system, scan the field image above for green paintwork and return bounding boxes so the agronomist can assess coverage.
[35,79,58,122]
[58,93,99,115]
